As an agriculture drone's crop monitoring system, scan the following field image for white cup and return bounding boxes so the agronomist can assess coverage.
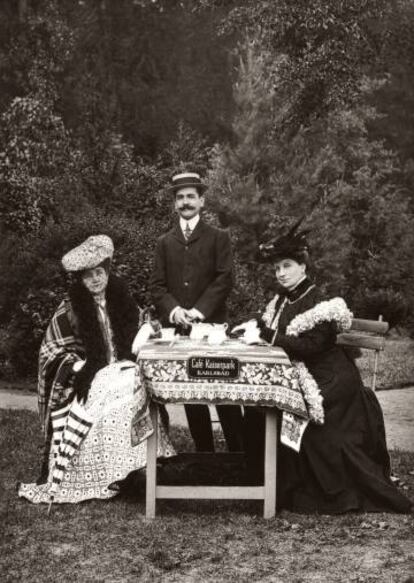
[160,328,176,341]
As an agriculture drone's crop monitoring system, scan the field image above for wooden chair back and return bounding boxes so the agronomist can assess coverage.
[337,316,389,391]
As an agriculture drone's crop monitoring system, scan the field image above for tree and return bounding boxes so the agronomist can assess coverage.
[223,0,390,127]
[208,39,414,325]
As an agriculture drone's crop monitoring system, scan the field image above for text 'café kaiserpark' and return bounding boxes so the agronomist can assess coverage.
[188,356,240,379]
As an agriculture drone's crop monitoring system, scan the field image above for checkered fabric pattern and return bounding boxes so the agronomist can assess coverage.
[49,399,93,503]
[38,299,84,435]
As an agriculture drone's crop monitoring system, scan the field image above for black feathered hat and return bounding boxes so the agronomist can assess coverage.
[258,218,311,263]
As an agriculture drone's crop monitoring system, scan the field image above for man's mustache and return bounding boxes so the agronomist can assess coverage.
[179,205,195,210]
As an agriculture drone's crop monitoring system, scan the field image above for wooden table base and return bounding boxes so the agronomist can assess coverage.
[146,403,277,519]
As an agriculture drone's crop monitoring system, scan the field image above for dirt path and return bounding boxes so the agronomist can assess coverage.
[376,388,414,451]
[1,387,413,451]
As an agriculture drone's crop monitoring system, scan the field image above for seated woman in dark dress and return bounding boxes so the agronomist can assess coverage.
[242,221,411,513]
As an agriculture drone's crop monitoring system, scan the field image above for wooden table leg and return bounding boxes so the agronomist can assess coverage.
[146,402,158,519]
[263,408,277,519]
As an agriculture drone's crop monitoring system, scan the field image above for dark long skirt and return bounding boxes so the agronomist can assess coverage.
[246,348,412,513]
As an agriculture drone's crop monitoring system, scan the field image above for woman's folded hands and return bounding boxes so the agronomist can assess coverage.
[231,319,262,344]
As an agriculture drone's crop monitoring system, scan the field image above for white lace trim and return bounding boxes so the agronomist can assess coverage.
[286,297,353,337]
[263,296,353,427]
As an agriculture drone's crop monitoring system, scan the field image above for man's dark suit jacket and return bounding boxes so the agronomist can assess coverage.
[150,219,233,324]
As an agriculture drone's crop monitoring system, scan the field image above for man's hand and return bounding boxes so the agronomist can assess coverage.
[173,307,193,327]
[186,308,205,322]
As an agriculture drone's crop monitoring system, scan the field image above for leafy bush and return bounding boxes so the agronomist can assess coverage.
[2,0,414,377]
[0,211,149,377]
[351,288,410,329]
[0,113,213,377]
[208,41,414,330]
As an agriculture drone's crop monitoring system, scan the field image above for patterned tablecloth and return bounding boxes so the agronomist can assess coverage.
[137,338,311,420]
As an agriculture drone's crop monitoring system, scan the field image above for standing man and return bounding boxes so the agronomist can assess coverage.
[150,171,243,452]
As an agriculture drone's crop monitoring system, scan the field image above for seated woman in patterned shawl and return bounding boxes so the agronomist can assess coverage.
[236,221,411,514]
[18,235,174,505]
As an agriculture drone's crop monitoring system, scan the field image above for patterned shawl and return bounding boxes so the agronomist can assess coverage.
[38,276,141,438]
[38,299,84,436]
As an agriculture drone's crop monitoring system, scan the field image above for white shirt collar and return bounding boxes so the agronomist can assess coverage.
[93,294,106,308]
[180,214,200,232]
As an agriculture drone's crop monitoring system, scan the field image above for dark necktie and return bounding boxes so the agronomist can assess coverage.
[184,222,192,240]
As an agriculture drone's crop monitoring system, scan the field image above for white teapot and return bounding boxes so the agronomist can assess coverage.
[190,322,213,341]
[207,323,228,345]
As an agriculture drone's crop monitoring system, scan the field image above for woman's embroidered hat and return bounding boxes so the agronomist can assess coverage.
[258,218,310,263]
[169,172,207,193]
[61,235,114,272]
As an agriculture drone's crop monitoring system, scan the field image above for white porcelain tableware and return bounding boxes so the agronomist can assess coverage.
[207,323,228,345]
[189,323,213,341]
[160,327,176,341]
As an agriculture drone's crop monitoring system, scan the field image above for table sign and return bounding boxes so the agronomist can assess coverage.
[138,337,313,519]
[187,356,240,380]
[137,338,308,418]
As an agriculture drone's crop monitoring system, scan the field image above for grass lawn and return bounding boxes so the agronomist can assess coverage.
[358,337,414,390]
[1,410,413,583]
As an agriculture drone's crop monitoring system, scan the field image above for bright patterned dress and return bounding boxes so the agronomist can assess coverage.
[18,282,175,505]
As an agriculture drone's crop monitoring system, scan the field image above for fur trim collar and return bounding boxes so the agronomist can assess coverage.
[68,275,140,394]
[286,297,353,337]
[285,298,353,428]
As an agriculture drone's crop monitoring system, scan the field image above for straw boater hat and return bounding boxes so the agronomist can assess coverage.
[61,235,114,272]
[169,172,207,194]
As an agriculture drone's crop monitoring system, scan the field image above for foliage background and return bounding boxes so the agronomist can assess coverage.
[1,0,414,377]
